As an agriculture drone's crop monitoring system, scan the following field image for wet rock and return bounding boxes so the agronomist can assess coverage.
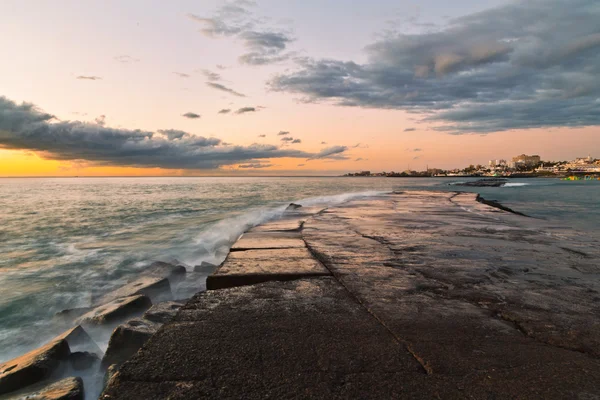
[0,339,70,395]
[55,325,103,357]
[93,277,172,306]
[193,261,217,273]
[143,301,184,324]
[453,178,508,187]
[101,318,161,368]
[69,351,100,371]
[1,376,84,400]
[285,203,302,211]
[54,307,93,322]
[146,261,187,279]
[77,295,152,326]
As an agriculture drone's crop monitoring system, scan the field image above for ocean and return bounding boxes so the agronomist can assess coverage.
[1,176,599,363]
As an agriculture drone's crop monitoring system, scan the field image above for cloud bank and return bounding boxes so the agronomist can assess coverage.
[0,96,348,170]
[269,0,600,133]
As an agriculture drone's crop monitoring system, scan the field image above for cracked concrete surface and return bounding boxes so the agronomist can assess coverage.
[102,192,600,399]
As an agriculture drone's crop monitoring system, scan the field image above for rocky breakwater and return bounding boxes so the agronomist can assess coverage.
[0,261,189,399]
[102,192,600,399]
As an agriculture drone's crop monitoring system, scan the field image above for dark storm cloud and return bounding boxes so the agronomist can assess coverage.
[0,96,343,170]
[277,131,290,136]
[269,0,600,134]
[235,107,257,114]
[218,109,231,114]
[76,76,102,80]
[188,1,293,65]
[182,112,201,119]
[206,82,246,97]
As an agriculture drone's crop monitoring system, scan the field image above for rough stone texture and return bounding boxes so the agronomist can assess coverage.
[193,261,217,273]
[146,262,187,279]
[77,295,152,326]
[230,232,305,251]
[0,339,70,395]
[93,277,172,306]
[207,248,330,290]
[102,192,600,399]
[143,301,184,324]
[1,376,84,400]
[54,326,103,357]
[101,318,162,368]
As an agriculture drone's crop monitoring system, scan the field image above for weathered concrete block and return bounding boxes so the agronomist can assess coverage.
[193,261,217,273]
[230,232,305,251]
[94,277,171,306]
[1,376,84,400]
[207,248,330,290]
[55,325,103,357]
[101,318,161,368]
[143,301,184,324]
[0,339,70,395]
[77,295,152,326]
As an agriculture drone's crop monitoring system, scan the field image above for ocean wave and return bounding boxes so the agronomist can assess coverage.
[177,190,387,267]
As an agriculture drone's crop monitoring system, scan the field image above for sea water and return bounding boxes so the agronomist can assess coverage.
[1,177,598,362]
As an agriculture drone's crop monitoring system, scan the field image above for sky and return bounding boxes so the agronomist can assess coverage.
[0,0,599,176]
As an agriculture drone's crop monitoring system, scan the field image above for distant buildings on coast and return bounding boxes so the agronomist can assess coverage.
[344,154,600,177]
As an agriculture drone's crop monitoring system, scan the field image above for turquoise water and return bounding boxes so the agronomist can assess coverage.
[0,177,598,361]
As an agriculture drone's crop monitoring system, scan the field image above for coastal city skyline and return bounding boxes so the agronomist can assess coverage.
[1,0,600,176]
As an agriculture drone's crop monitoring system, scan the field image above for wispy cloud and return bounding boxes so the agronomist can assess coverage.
[309,146,349,160]
[188,1,294,65]
[277,131,290,136]
[206,82,245,97]
[173,72,190,78]
[201,69,221,81]
[114,55,140,63]
[258,134,266,137]
[238,162,273,169]
[218,109,231,114]
[76,76,102,80]
[404,128,416,132]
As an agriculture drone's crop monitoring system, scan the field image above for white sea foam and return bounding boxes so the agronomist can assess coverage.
[503,183,529,187]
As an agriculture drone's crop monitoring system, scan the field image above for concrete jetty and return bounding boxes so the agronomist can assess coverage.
[102,191,600,399]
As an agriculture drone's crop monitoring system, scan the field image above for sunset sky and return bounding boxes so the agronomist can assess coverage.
[1,0,598,176]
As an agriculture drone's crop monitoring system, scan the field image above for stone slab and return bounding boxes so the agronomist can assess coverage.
[0,339,70,395]
[77,295,152,326]
[1,376,84,400]
[230,232,305,251]
[94,277,172,306]
[207,248,330,290]
[102,278,426,398]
